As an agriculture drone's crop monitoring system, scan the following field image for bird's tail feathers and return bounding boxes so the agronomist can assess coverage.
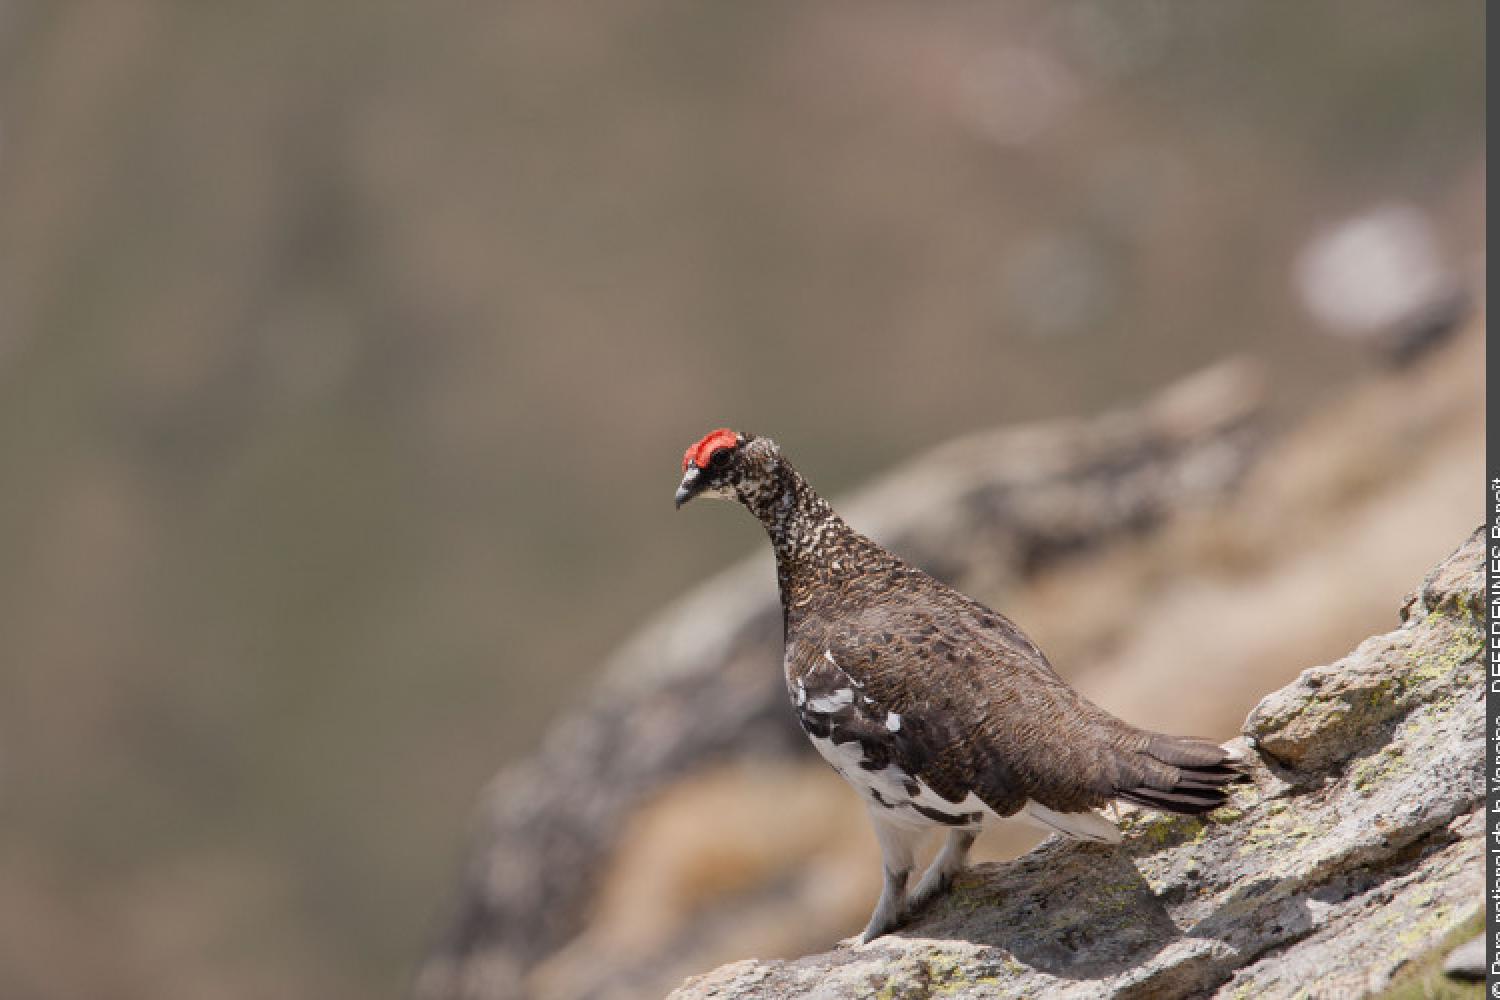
[1117,735,1244,816]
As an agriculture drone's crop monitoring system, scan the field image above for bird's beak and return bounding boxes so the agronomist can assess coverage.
[674,466,702,509]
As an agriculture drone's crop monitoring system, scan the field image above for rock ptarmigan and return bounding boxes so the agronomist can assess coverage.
[675,429,1242,942]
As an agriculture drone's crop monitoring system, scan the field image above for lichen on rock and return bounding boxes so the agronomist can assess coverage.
[668,529,1484,1000]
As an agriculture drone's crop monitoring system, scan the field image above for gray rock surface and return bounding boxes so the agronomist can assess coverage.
[668,529,1485,1000]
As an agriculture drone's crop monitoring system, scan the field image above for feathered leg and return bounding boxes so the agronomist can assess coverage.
[859,810,925,943]
[907,827,977,914]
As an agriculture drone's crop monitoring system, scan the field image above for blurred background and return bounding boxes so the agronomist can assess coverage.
[0,2,1483,999]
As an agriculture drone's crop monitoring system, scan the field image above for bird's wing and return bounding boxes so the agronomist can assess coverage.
[787,636,986,822]
[812,599,1239,820]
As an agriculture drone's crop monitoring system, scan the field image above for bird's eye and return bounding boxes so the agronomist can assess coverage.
[708,447,733,469]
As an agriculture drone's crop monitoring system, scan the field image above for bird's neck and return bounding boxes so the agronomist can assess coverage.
[739,457,896,615]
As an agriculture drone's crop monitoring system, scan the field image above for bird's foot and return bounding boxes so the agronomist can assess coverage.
[854,861,913,945]
[858,899,912,947]
[856,912,905,945]
[855,872,956,944]
[904,868,953,915]
[902,828,976,922]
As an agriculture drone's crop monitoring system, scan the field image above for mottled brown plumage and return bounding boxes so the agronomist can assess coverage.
[675,429,1240,940]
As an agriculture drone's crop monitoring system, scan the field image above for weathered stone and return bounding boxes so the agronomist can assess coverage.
[1244,533,1483,775]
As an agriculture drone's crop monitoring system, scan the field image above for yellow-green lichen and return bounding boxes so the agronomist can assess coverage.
[1237,804,1326,858]
[1125,813,1206,854]
[1092,875,1149,915]
[927,951,1008,996]
[871,950,1012,998]
[1394,902,1454,952]
[945,872,988,913]
[1350,744,1406,794]
[1210,805,1245,824]
[1405,610,1483,684]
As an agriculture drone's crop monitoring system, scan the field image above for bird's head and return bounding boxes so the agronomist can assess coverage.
[674,427,769,508]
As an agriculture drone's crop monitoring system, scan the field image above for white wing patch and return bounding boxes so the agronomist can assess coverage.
[807,687,855,713]
[884,712,902,732]
[806,734,984,828]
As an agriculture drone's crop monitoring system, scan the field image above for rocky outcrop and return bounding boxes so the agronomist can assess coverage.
[669,529,1485,999]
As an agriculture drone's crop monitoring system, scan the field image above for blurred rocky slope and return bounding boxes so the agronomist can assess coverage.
[418,317,1481,1000]
[670,527,1484,999]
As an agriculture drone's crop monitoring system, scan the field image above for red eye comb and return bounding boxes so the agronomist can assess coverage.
[682,428,739,471]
